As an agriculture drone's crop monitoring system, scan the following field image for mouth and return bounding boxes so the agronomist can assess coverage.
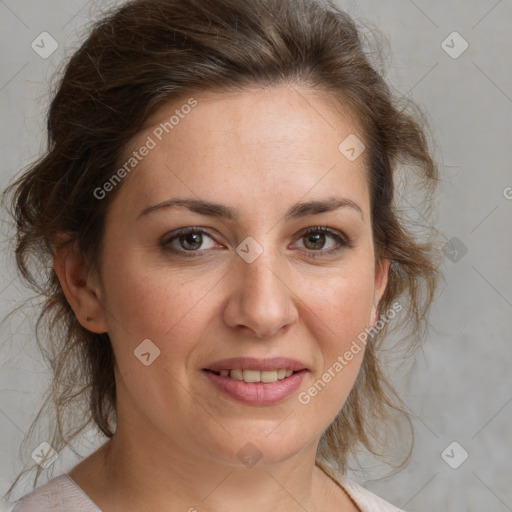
[202,356,308,382]
[202,368,301,383]
[201,357,308,404]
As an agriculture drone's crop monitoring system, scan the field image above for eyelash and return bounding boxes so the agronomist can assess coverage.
[161,226,354,259]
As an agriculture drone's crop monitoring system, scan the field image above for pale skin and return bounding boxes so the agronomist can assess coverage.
[54,85,390,512]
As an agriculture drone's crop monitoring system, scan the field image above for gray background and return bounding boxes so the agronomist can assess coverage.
[1,1,511,511]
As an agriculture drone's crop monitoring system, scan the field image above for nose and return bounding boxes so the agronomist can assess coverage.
[222,246,298,339]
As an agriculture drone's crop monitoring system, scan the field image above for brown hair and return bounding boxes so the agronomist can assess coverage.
[2,0,443,497]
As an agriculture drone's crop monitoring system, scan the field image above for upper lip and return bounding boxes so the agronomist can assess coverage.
[203,357,308,372]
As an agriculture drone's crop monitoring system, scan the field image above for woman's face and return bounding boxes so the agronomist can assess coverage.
[91,85,389,466]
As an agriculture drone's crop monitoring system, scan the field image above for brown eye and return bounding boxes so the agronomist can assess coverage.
[295,227,353,258]
[162,228,219,256]
[303,231,328,250]
[179,232,204,251]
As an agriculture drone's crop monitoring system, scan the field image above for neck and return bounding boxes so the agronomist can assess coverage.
[98,425,326,512]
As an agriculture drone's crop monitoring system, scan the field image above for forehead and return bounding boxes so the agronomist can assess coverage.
[112,86,370,218]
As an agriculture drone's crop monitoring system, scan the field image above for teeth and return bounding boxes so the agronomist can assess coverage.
[230,369,243,380]
[214,368,297,383]
[243,369,261,383]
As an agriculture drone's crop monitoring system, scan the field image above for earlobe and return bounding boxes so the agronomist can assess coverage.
[52,233,108,333]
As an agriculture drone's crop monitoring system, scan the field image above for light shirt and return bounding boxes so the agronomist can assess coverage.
[10,469,406,512]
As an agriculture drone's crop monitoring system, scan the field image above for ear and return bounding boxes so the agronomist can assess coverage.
[369,255,391,327]
[53,232,109,333]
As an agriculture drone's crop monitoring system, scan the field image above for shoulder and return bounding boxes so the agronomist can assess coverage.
[10,474,101,512]
[338,474,406,512]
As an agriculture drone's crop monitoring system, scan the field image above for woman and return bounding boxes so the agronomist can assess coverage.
[2,0,441,510]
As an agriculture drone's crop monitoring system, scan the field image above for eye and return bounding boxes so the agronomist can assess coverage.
[294,226,353,258]
[162,228,220,257]
[161,226,353,259]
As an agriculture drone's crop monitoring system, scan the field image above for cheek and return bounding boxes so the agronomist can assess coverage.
[303,263,376,347]
[295,264,375,415]
[101,258,217,429]
[100,252,223,370]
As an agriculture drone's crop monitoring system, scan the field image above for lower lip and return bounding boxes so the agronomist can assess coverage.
[202,369,307,405]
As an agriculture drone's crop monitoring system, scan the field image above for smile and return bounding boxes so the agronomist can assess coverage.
[202,368,308,405]
[205,368,295,383]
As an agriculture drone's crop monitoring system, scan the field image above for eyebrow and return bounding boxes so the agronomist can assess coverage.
[137,196,364,222]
